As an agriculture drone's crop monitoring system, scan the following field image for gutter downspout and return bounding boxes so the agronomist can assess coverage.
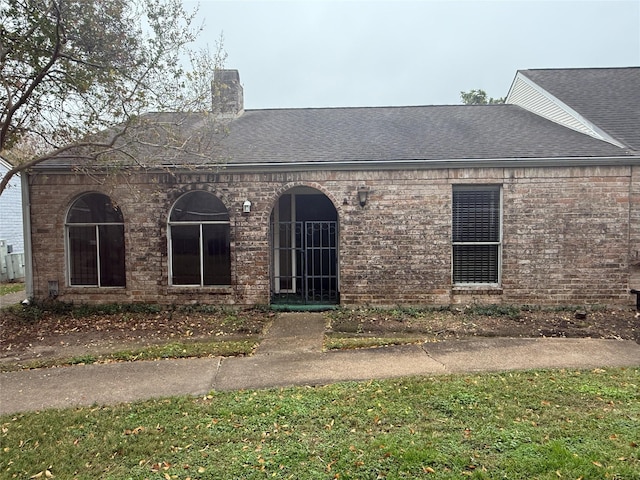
[21,172,33,300]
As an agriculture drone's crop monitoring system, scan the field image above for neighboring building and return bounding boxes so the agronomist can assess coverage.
[0,157,24,254]
[22,67,640,307]
[0,157,25,282]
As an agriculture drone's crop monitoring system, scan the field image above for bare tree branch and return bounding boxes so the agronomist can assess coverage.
[0,0,226,196]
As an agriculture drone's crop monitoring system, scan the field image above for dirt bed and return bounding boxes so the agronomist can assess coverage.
[328,306,640,343]
[0,307,271,365]
[1,304,639,366]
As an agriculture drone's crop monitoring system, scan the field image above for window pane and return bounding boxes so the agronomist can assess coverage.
[279,194,292,221]
[170,191,229,222]
[171,225,201,285]
[169,192,232,287]
[66,193,126,288]
[453,189,500,243]
[99,225,126,287]
[68,193,123,223]
[453,245,499,283]
[203,224,231,285]
[69,226,98,285]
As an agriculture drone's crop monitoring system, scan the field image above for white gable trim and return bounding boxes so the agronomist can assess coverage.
[0,156,16,172]
[506,72,626,149]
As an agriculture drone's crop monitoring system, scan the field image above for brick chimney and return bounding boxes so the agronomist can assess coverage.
[212,69,244,117]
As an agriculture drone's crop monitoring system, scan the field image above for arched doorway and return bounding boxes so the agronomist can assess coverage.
[270,186,339,306]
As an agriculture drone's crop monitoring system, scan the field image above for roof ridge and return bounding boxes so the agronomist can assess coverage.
[242,104,510,113]
[520,66,640,73]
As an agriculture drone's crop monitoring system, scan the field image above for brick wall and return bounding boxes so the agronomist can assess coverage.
[501,167,631,305]
[26,165,638,306]
[629,166,640,290]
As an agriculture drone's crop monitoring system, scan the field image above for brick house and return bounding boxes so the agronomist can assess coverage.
[22,67,640,307]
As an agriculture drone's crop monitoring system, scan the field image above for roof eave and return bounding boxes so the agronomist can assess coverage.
[210,156,640,172]
[30,155,640,175]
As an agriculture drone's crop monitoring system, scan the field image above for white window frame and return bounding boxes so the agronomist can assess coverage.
[65,194,125,288]
[167,192,231,287]
[273,194,297,294]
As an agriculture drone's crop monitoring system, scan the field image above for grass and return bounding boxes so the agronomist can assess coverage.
[0,339,258,372]
[0,282,24,297]
[325,334,427,350]
[1,368,638,479]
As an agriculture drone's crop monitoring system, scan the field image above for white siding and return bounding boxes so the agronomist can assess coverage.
[0,160,24,254]
[506,73,624,148]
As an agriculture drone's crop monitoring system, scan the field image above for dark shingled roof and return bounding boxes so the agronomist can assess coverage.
[519,67,640,151]
[37,69,638,170]
[217,104,631,165]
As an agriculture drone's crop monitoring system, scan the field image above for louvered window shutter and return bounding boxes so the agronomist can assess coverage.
[452,186,501,284]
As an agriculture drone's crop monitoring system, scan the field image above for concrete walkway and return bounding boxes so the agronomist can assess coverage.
[0,289,27,307]
[1,312,639,415]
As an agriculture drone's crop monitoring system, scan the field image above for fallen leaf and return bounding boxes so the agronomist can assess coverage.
[124,426,144,435]
[30,471,53,479]
[150,462,171,473]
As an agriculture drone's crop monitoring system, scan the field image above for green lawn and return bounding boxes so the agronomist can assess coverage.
[0,339,258,372]
[2,368,638,479]
[0,282,24,296]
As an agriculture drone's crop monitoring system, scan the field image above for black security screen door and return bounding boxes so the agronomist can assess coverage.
[271,190,339,305]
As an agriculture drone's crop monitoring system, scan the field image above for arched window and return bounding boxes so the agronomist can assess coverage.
[169,191,231,286]
[66,193,126,287]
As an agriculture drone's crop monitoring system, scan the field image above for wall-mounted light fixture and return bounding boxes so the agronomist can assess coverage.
[242,199,252,214]
[357,186,370,207]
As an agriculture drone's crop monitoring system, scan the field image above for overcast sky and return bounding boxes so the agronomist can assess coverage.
[185,0,640,109]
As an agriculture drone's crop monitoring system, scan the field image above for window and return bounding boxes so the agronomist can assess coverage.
[169,191,231,286]
[452,185,501,285]
[66,193,126,287]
